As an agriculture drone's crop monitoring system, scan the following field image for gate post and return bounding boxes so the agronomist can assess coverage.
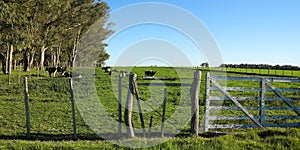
[190,70,201,135]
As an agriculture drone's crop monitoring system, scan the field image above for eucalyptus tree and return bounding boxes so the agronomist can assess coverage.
[0,0,112,73]
[0,1,25,74]
[56,0,112,67]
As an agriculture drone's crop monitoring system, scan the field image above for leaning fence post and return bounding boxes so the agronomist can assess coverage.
[132,74,146,137]
[124,73,135,137]
[190,70,201,135]
[23,77,30,138]
[69,78,77,140]
[204,72,211,132]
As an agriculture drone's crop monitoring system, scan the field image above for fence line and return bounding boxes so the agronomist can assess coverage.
[121,71,201,137]
[23,77,77,139]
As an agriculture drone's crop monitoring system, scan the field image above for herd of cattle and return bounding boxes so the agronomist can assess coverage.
[46,66,157,78]
[101,66,157,77]
[45,67,82,78]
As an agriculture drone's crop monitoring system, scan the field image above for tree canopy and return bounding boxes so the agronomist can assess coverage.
[0,0,112,72]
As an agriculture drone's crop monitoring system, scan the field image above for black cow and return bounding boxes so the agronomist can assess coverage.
[145,70,157,77]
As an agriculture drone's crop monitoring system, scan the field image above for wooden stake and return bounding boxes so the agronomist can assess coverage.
[161,88,167,137]
[23,77,30,138]
[69,78,77,140]
[118,74,123,135]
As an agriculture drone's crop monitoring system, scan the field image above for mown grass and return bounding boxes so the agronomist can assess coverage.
[0,66,299,149]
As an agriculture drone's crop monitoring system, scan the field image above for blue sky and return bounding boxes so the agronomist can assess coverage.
[102,0,300,67]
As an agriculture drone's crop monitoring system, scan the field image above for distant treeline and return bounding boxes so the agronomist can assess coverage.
[219,64,300,70]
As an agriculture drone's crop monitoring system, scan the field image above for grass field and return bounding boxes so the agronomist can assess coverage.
[0,66,299,149]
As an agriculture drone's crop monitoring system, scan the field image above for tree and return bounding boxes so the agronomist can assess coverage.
[0,0,112,73]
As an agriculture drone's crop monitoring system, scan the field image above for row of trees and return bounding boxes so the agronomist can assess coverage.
[0,0,112,74]
[220,64,300,70]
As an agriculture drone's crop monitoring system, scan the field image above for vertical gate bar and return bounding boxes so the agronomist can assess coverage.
[260,78,266,126]
[204,72,211,132]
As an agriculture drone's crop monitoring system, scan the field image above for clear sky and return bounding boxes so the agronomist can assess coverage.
[102,0,300,67]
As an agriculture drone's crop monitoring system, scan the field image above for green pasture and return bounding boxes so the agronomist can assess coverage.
[0,66,299,149]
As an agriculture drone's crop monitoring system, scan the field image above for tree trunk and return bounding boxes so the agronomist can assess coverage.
[50,48,55,67]
[71,28,81,67]
[8,44,13,75]
[24,50,35,72]
[40,45,48,71]
[5,44,9,74]
[29,51,35,70]
[24,52,30,72]
[13,60,17,70]
[1,59,5,74]
[8,44,13,85]
[55,46,61,67]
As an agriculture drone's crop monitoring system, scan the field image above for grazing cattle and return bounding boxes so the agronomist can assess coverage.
[61,71,82,78]
[120,70,128,77]
[145,70,157,77]
[46,67,66,77]
[102,66,111,72]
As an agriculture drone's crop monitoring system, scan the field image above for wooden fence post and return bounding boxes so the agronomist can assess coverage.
[161,88,167,137]
[69,78,77,140]
[118,74,123,135]
[190,70,201,135]
[124,73,135,137]
[23,77,30,138]
[204,72,211,132]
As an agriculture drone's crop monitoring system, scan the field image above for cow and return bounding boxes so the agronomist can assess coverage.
[120,70,128,77]
[61,71,82,78]
[144,70,157,77]
[45,67,66,77]
[102,66,111,73]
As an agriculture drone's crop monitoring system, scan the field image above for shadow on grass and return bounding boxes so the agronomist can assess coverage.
[258,130,288,138]
[0,131,228,141]
[0,133,103,141]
